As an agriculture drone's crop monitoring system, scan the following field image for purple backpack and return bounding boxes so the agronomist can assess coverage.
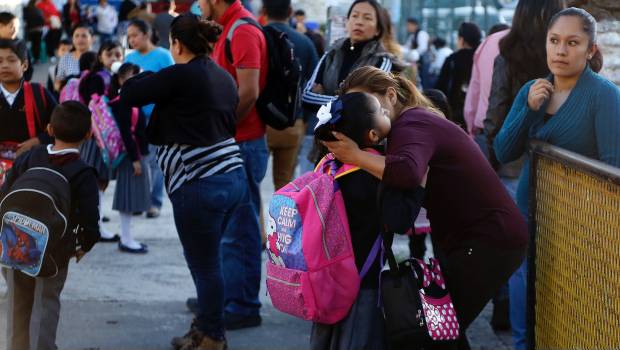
[266,151,381,324]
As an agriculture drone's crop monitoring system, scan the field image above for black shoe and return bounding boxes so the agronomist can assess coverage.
[146,207,161,218]
[490,299,511,331]
[118,242,148,254]
[132,211,143,216]
[186,297,198,314]
[99,234,120,243]
[224,312,262,330]
[102,216,111,222]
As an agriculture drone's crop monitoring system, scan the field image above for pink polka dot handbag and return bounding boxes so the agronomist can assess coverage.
[381,232,460,346]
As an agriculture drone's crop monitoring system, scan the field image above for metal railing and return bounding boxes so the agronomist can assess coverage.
[527,141,620,350]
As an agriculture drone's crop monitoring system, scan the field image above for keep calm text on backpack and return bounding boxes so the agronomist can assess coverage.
[0,147,87,278]
[266,151,381,324]
[89,95,139,169]
[226,18,302,130]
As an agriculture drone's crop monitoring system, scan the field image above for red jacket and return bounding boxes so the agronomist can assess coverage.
[36,0,60,26]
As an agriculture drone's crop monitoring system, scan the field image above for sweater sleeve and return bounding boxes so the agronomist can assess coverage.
[73,169,100,252]
[120,68,175,108]
[595,83,620,167]
[383,117,436,190]
[301,53,336,106]
[493,81,541,164]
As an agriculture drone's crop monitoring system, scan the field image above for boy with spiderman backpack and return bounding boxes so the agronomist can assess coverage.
[0,101,100,350]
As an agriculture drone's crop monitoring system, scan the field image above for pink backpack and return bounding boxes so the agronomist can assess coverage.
[88,95,139,169]
[59,77,82,103]
[266,151,381,324]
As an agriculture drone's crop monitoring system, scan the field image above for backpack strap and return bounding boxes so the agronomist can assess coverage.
[315,148,382,179]
[225,17,262,65]
[23,82,47,139]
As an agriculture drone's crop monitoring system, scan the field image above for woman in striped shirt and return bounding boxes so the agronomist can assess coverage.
[120,14,247,350]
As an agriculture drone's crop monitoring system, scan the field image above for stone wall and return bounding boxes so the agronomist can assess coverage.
[569,0,620,85]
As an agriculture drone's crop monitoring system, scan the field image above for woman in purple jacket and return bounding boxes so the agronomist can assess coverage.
[323,66,527,350]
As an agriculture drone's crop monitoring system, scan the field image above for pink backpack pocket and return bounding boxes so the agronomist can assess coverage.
[266,152,381,324]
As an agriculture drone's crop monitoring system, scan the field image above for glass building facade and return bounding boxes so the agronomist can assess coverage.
[382,0,517,47]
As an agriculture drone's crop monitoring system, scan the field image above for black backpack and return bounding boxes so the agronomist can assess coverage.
[0,147,88,278]
[225,18,302,130]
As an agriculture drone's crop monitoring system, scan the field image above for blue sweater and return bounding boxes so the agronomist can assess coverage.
[494,66,620,217]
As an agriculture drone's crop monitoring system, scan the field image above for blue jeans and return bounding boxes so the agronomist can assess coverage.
[169,168,248,340]
[297,135,316,175]
[222,137,269,316]
[148,145,164,209]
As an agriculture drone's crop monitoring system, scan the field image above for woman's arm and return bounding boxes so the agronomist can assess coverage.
[595,84,620,167]
[120,68,175,108]
[322,132,386,179]
[493,81,540,164]
[324,116,434,190]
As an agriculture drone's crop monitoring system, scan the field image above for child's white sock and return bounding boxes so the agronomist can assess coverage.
[120,212,141,249]
[99,191,115,239]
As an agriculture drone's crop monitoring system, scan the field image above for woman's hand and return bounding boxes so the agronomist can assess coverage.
[321,132,363,166]
[16,137,40,157]
[132,160,142,176]
[527,79,554,111]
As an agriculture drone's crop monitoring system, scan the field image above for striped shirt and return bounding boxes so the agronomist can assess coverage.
[156,138,244,194]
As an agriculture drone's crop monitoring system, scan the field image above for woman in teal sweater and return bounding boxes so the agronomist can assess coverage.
[494,8,620,349]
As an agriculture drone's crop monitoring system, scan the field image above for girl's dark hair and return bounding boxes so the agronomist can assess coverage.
[423,89,452,121]
[548,7,603,73]
[458,22,482,49]
[314,92,380,147]
[77,51,102,103]
[499,0,565,88]
[129,19,151,35]
[109,63,140,99]
[78,72,105,105]
[92,40,122,73]
[170,13,223,56]
[347,0,386,40]
[79,51,97,72]
[73,24,94,36]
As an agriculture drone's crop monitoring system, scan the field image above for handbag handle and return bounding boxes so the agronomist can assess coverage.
[382,231,400,273]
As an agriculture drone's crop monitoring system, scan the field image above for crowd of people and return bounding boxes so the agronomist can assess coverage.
[0,0,619,349]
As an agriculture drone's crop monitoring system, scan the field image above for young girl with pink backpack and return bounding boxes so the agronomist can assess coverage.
[267,92,424,349]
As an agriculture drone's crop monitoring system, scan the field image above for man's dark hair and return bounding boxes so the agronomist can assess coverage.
[50,101,92,143]
[223,0,236,4]
[263,0,291,21]
[407,17,419,25]
[59,38,73,47]
[432,37,447,49]
[0,12,16,25]
[294,9,305,17]
[488,23,510,35]
[0,39,28,62]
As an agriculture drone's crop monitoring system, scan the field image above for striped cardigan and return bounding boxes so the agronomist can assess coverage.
[302,38,399,107]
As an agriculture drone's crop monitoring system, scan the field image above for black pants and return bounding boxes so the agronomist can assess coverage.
[27,30,43,61]
[44,29,62,58]
[429,239,526,350]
